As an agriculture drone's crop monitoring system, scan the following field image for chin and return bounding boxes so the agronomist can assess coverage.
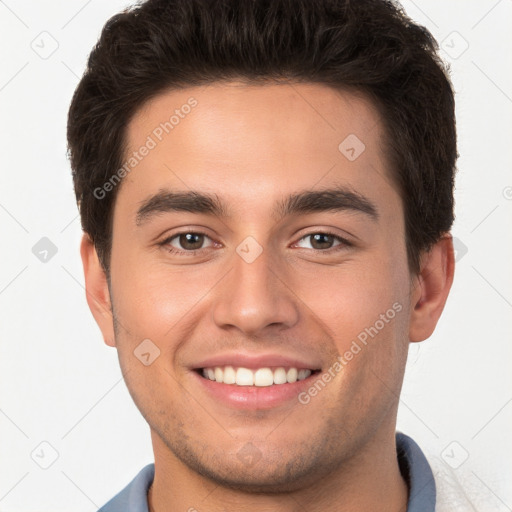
[186,456,326,494]
[158,425,343,494]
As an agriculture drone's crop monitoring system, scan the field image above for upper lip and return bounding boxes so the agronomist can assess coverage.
[192,352,322,370]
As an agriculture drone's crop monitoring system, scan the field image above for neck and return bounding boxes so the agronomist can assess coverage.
[148,427,408,512]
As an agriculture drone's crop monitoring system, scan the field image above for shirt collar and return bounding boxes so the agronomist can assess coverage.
[99,433,436,511]
[397,432,437,511]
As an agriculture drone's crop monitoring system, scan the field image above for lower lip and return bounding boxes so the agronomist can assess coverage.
[192,371,318,410]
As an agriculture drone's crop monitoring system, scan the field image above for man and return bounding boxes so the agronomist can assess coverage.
[67,0,468,510]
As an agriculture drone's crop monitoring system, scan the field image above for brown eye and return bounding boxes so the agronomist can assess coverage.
[177,233,205,250]
[296,232,348,251]
[309,233,336,250]
[163,232,214,253]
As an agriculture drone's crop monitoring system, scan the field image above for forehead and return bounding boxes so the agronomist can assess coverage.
[120,81,397,215]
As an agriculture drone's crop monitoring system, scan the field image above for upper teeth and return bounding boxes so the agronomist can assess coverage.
[202,366,312,386]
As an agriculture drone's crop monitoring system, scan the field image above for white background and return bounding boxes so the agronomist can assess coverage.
[0,1,511,510]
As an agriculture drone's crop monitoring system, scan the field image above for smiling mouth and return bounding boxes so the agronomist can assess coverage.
[197,366,321,387]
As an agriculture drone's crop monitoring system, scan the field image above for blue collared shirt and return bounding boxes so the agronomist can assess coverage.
[98,432,436,511]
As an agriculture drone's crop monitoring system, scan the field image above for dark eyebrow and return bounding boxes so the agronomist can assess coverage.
[136,190,227,225]
[273,187,378,222]
[135,186,378,226]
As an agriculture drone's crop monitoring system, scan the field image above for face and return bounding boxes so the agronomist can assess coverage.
[95,82,417,491]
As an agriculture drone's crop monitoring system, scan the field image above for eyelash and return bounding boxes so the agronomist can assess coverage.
[158,230,353,256]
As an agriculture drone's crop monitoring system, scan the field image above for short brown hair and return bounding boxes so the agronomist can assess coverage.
[67,0,457,276]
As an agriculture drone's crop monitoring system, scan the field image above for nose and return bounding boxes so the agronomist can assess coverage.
[211,245,300,336]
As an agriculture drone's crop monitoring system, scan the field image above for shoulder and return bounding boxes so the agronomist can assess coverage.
[97,464,155,512]
[427,455,479,512]
[396,433,478,512]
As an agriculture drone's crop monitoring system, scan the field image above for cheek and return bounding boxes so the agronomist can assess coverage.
[295,245,411,391]
[301,261,407,343]
[109,249,226,358]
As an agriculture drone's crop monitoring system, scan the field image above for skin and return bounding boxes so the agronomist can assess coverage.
[81,82,454,511]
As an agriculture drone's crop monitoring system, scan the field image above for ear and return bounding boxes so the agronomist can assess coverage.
[80,233,116,347]
[409,234,455,343]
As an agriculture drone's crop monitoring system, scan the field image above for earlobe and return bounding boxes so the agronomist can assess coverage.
[409,234,455,342]
[80,233,116,347]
